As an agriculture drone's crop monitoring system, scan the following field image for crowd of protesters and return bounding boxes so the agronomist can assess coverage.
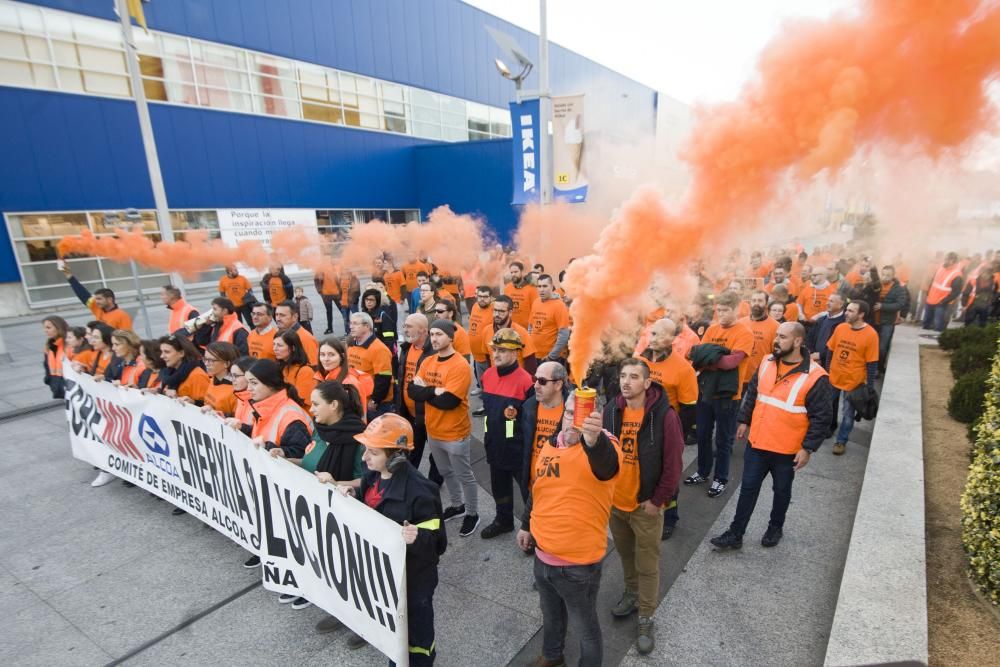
[40,240,999,665]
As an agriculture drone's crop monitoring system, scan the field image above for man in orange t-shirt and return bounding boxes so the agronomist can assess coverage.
[408,318,478,535]
[826,299,879,455]
[504,261,539,328]
[60,263,133,332]
[218,265,254,325]
[481,295,538,375]
[685,291,754,499]
[468,286,494,382]
[401,258,431,302]
[528,274,571,360]
[740,290,780,380]
[381,258,404,305]
[797,266,838,323]
[313,261,340,334]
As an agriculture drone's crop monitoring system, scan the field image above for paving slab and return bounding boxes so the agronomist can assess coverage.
[2,595,113,666]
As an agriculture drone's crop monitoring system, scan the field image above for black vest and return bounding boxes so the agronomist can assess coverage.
[603,386,670,504]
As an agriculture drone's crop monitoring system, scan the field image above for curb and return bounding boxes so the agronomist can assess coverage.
[0,400,64,423]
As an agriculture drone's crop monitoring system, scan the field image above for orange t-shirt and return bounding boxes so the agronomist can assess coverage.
[419,352,472,441]
[783,302,801,321]
[218,275,252,307]
[295,326,319,366]
[248,327,277,360]
[826,323,879,391]
[453,323,471,357]
[177,367,211,403]
[402,261,430,291]
[529,297,571,359]
[504,283,539,328]
[529,403,564,483]
[739,316,780,378]
[640,351,698,411]
[401,343,426,417]
[612,406,644,512]
[483,322,537,369]
[701,320,755,399]
[383,271,404,303]
[797,283,838,320]
[467,303,492,362]
[348,337,395,403]
[89,303,133,332]
[338,274,354,307]
[265,276,287,306]
[283,364,317,408]
[205,379,237,416]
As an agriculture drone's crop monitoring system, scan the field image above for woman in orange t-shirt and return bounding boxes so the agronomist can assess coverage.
[274,330,317,409]
[159,335,210,404]
[198,342,240,418]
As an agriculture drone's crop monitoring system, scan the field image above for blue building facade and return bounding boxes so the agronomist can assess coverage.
[0,0,657,310]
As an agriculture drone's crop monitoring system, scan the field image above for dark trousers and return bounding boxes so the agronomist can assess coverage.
[534,557,603,666]
[407,419,442,485]
[729,444,796,537]
[321,295,336,331]
[829,390,840,435]
[877,322,895,372]
[922,302,949,332]
[300,320,313,333]
[664,490,679,527]
[965,305,989,327]
[389,585,436,666]
[696,397,740,482]
[338,304,353,333]
[488,465,525,526]
[238,304,254,326]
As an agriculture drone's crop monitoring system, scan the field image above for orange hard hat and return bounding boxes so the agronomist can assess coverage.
[354,413,414,451]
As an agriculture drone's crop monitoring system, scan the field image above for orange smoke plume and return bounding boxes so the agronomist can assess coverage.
[564,0,1000,375]
[514,201,607,275]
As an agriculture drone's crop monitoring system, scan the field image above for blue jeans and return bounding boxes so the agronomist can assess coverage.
[729,444,796,537]
[878,323,895,370]
[836,389,857,444]
[534,557,603,666]
[922,302,949,332]
[696,397,740,482]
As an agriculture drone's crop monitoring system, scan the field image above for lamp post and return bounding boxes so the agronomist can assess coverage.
[108,209,154,338]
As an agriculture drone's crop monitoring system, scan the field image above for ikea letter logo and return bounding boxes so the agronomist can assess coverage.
[138,414,169,457]
[521,113,536,193]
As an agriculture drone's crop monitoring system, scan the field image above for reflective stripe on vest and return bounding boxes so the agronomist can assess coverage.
[755,358,813,415]
[926,266,962,305]
[414,518,441,530]
[749,357,826,454]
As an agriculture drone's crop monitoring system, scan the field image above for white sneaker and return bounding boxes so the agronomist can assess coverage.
[91,471,116,487]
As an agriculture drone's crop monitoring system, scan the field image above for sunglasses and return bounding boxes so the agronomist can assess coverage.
[532,376,558,386]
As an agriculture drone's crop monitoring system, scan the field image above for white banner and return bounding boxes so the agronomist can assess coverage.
[216,208,320,277]
[63,366,408,664]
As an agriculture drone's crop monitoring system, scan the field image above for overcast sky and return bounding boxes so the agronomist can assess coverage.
[463,0,856,106]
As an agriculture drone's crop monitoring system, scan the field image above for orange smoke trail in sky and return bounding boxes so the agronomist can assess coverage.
[564,0,1000,376]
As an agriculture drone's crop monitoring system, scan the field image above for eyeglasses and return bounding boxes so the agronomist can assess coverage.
[204,356,221,364]
[533,376,558,386]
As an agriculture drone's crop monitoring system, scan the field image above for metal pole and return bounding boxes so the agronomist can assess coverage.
[538,0,552,206]
[129,258,153,338]
[114,0,182,286]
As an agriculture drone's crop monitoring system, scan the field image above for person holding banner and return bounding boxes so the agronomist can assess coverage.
[315,338,374,416]
[302,381,367,481]
[227,356,255,427]
[136,339,164,391]
[199,342,239,417]
[273,330,317,410]
[42,316,68,399]
[105,330,145,388]
[320,413,446,665]
[159,335,210,405]
[72,322,115,379]
[64,326,91,364]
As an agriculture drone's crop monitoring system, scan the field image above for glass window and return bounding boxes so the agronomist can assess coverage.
[380,82,407,134]
[317,210,355,229]
[299,63,342,124]
[0,57,32,86]
[90,210,158,234]
[10,212,89,238]
[252,53,299,118]
[341,73,379,129]
[71,14,120,49]
[388,210,408,224]
[20,259,99,288]
[170,210,219,231]
[358,209,388,223]
[467,101,491,140]
[489,106,511,137]
[16,5,44,34]
[191,42,251,112]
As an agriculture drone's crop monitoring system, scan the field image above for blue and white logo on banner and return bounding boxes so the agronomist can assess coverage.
[510,99,541,205]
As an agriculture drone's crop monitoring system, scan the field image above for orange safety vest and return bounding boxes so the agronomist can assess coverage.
[250,390,313,444]
[45,338,65,377]
[926,265,962,306]
[748,357,827,455]
[234,389,253,425]
[215,312,248,343]
[120,358,146,386]
[168,299,198,333]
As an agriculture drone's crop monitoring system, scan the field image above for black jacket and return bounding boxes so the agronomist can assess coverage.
[738,350,833,453]
[357,462,446,592]
[362,289,398,350]
[481,362,534,471]
[312,415,366,481]
[519,388,570,495]
[877,279,908,324]
[602,384,684,506]
[260,271,294,306]
[396,337,433,421]
[811,311,846,367]
[689,343,739,400]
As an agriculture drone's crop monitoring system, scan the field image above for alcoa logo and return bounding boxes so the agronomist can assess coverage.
[138,415,169,457]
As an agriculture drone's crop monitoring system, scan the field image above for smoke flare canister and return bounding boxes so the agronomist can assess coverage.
[573,387,597,429]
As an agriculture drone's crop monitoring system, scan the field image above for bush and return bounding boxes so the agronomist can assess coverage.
[939,324,1000,351]
[961,352,1000,608]
[949,369,990,423]
[950,342,996,379]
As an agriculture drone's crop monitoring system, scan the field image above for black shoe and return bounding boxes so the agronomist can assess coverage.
[707,479,727,498]
[122,481,135,488]
[171,507,185,516]
[472,407,486,417]
[442,505,465,522]
[345,630,367,649]
[685,432,697,446]
[480,520,514,539]
[278,593,297,604]
[710,529,743,551]
[315,616,343,633]
[243,555,261,568]
[324,328,333,335]
[291,596,312,610]
[761,525,783,547]
[661,523,676,540]
[459,514,480,537]
[684,473,708,485]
